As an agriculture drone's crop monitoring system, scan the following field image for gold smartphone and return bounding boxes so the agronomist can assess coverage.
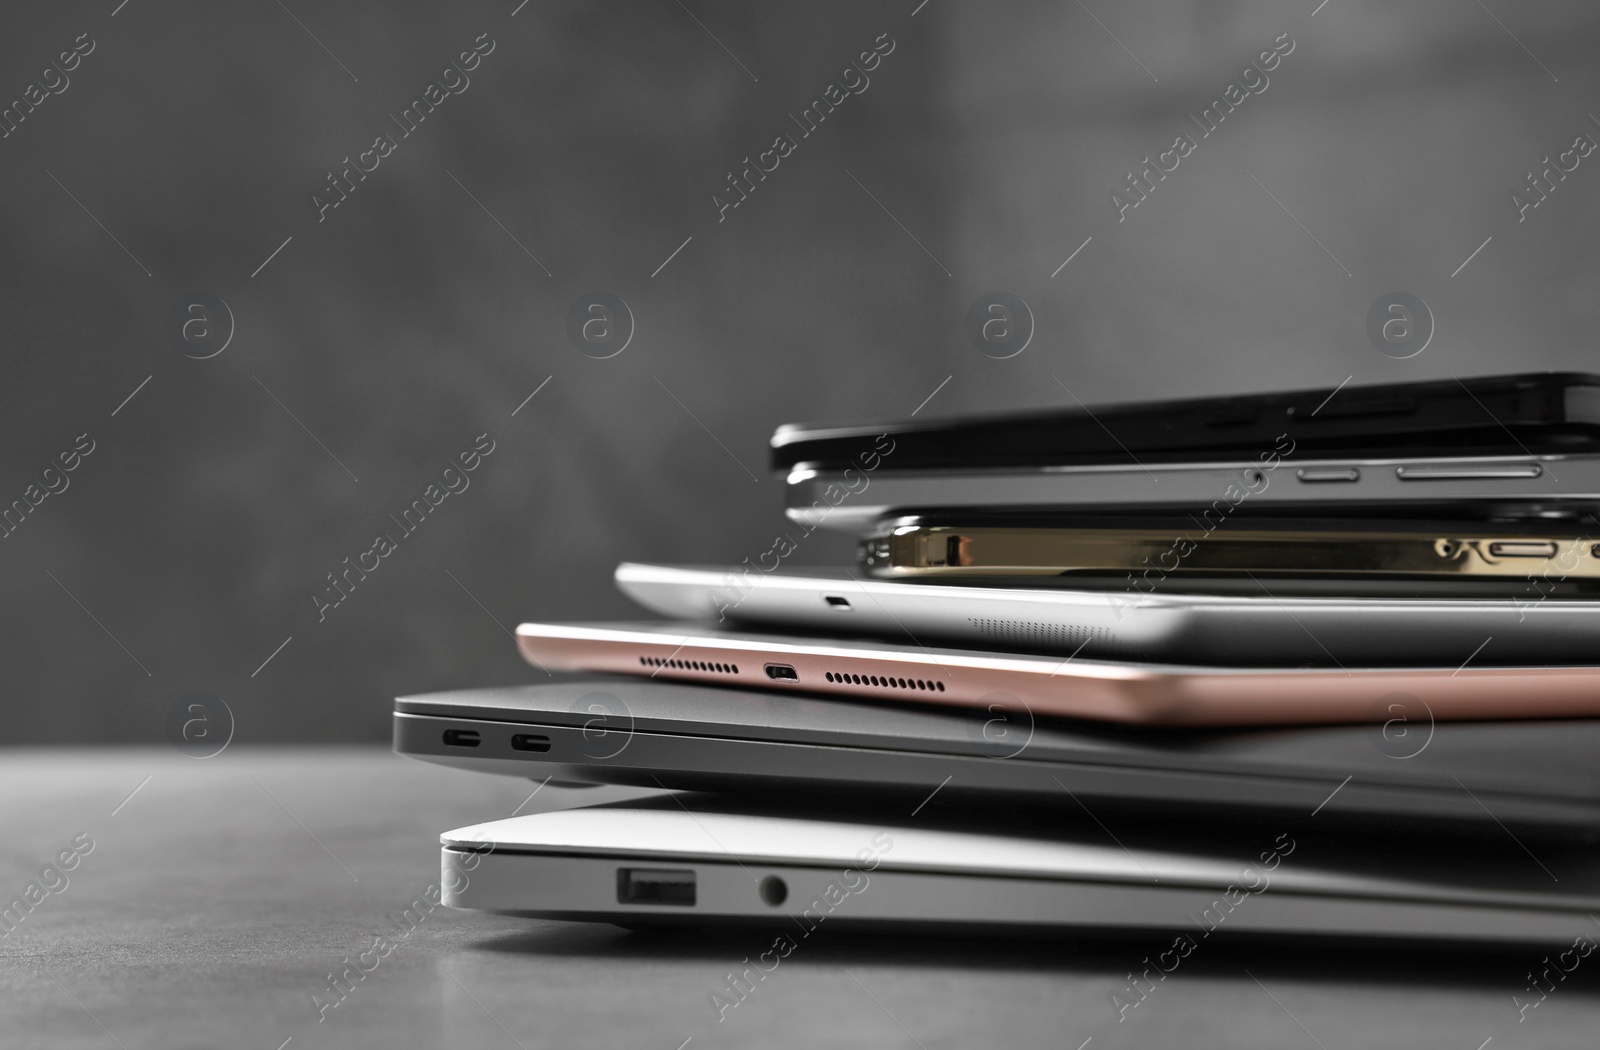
[859,526,1600,579]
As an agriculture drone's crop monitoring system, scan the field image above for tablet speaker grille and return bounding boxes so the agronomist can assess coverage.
[639,656,739,674]
[967,617,1109,649]
[825,671,944,692]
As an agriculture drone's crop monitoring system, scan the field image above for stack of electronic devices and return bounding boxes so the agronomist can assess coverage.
[400,372,1600,942]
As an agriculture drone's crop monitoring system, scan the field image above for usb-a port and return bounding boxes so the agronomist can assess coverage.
[616,868,696,906]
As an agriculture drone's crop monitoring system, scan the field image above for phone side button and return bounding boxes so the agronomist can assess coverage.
[1296,468,1360,483]
[1396,465,1543,480]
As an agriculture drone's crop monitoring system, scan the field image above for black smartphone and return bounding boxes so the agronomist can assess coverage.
[769,372,1600,472]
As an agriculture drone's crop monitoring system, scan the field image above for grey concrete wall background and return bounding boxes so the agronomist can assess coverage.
[943,0,1600,404]
[1,0,1597,744]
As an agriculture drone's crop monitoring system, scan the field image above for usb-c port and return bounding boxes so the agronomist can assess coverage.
[442,729,481,748]
[511,733,551,753]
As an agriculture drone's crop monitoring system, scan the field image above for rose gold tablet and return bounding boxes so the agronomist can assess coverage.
[516,621,1600,727]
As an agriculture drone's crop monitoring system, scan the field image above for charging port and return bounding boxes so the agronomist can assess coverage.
[765,664,799,681]
[1488,541,1558,558]
[617,868,696,906]
[824,595,852,609]
[511,733,551,753]
[441,729,481,748]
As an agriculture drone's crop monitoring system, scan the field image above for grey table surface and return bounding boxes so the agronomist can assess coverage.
[2,747,1597,1049]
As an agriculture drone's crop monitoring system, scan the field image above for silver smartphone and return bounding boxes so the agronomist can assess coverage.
[784,453,1597,535]
[615,562,1600,666]
[441,796,1600,942]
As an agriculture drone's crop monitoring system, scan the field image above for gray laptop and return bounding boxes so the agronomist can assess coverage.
[395,679,1600,830]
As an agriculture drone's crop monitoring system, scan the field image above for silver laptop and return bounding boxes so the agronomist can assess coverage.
[440,795,1600,942]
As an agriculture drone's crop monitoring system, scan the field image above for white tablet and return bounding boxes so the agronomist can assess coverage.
[615,562,1600,666]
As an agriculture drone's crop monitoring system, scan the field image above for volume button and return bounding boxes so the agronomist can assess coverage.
[1396,465,1543,481]
[1296,468,1360,483]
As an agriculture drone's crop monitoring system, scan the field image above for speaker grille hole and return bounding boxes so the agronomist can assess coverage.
[639,656,738,674]
[823,670,943,692]
[967,618,1108,650]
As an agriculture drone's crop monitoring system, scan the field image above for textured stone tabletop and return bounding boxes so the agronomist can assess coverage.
[2,748,1595,1049]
